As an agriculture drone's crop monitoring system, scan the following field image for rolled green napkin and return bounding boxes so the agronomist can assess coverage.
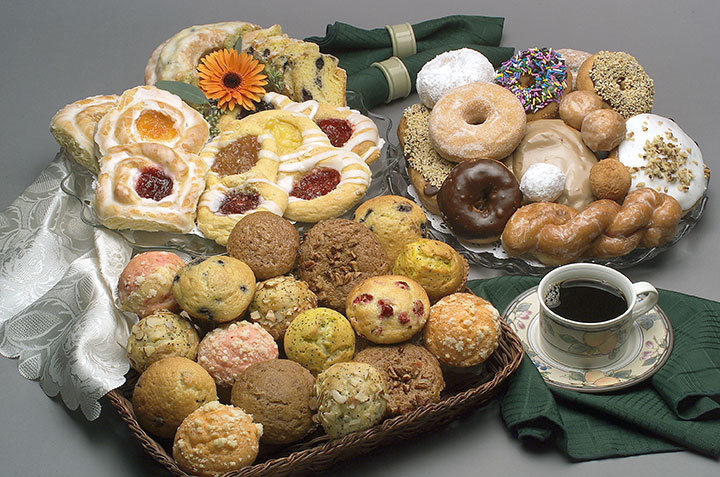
[306,16,515,110]
[468,276,720,460]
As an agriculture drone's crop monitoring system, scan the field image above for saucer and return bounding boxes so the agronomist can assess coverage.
[502,287,673,393]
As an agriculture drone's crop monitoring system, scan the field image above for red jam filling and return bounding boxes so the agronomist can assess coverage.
[218,191,260,215]
[316,118,353,147]
[290,167,341,200]
[135,167,173,201]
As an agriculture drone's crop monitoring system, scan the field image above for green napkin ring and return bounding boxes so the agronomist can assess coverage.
[385,22,417,58]
[371,56,412,103]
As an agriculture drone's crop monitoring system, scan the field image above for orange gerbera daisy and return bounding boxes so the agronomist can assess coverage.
[197,49,267,111]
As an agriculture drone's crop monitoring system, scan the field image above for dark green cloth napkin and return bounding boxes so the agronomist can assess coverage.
[305,16,515,110]
[468,276,720,461]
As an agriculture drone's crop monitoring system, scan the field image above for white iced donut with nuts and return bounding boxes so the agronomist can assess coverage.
[519,162,567,203]
[416,48,495,108]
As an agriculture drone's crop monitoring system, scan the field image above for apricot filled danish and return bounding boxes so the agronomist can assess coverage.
[94,85,209,160]
[277,145,371,223]
[196,172,289,245]
[94,143,208,233]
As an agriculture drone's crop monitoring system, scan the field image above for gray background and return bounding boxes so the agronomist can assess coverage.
[1,0,718,475]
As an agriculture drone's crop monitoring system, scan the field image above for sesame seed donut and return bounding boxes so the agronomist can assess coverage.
[576,51,654,118]
[428,82,526,163]
[495,47,572,121]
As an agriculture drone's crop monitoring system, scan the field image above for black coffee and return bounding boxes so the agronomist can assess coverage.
[545,279,628,323]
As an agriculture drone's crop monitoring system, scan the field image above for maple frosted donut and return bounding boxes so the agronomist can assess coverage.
[428,82,526,163]
[94,143,207,233]
[196,172,288,245]
[146,21,260,85]
[495,47,572,121]
[50,94,118,173]
[94,85,209,160]
[277,145,371,223]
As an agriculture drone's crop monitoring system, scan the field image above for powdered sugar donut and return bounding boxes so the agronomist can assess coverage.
[519,163,566,203]
[416,48,495,108]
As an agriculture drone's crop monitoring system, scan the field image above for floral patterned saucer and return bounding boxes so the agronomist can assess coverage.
[502,287,673,392]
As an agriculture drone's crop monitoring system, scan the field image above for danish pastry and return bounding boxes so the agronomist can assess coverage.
[145,21,261,85]
[50,94,118,173]
[94,142,207,233]
[277,145,371,223]
[196,172,288,245]
[94,85,209,160]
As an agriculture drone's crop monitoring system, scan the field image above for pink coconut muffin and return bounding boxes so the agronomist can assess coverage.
[197,321,279,388]
[117,251,186,317]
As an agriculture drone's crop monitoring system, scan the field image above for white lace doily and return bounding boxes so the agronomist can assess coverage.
[0,155,134,420]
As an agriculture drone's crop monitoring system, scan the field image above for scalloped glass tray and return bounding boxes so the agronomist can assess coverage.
[388,153,708,276]
[60,92,399,257]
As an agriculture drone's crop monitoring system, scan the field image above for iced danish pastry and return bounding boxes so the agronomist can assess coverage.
[94,85,209,160]
[94,143,207,233]
[145,21,261,85]
[50,94,118,173]
[196,172,289,245]
[277,145,371,223]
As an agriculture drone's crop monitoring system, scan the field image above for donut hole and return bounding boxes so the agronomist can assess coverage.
[472,187,493,213]
[465,110,488,126]
[519,74,536,89]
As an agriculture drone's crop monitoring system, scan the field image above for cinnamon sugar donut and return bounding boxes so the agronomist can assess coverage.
[428,82,526,163]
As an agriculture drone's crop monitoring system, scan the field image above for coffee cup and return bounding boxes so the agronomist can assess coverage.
[537,263,658,368]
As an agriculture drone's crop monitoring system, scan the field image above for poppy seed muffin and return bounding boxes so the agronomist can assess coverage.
[247,276,318,340]
[284,307,355,374]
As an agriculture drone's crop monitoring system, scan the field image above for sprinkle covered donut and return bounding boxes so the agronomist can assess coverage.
[495,47,571,121]
[428,82,526,163]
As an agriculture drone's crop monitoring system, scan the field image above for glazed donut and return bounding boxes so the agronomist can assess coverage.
[501,187,682,265]
[94,85,209,160]
[145,21,260,85]
[437,159,522,244]
[428,82,526,163]
[615,114,708,213]
[50,94,118,173]
[94,143,208,233]
[558,90,606,130]
[397,103,454,215]
[495,47,572,121]
[416,48,495,109]
[555,48,591,90]
[196,172,288,245]
[276,145,371,223]
[576,51,654,118]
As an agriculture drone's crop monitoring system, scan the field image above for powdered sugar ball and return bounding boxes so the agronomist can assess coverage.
[197,321,278,388]
[416,49,495,108]
[519,163,567,202]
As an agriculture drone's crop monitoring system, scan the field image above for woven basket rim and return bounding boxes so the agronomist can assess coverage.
[107,320,524,477]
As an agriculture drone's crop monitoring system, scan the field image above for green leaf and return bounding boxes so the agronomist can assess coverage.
[234,36,243,53]
[154,80,208,105]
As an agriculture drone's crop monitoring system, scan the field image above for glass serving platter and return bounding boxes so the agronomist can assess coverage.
[388,153,708,276]
[60,91,399,257]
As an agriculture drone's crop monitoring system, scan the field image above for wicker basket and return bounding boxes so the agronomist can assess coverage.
[107,320,524,477]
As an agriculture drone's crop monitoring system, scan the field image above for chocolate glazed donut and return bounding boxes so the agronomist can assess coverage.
[437,159,522,244]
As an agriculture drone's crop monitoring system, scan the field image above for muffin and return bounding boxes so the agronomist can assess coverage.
[345,275,430,344]
[197,321,278,388]
[297,218,390,311]
[226,211,300,280]
[284,307,355,374]
[392,239,468,302]
[173,401,262,477]
[231,359,316,445]
[132,357,217,439]
[314,362,387,438]
[354,343,445,415]
[423,293,502,367]
[247,276,318,341]
[353,195,427,263]
[126,311,200,372]
[117,251,186,317]
[172,255,256,327]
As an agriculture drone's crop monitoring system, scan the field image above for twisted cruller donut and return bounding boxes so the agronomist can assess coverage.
[501,188,682,265]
